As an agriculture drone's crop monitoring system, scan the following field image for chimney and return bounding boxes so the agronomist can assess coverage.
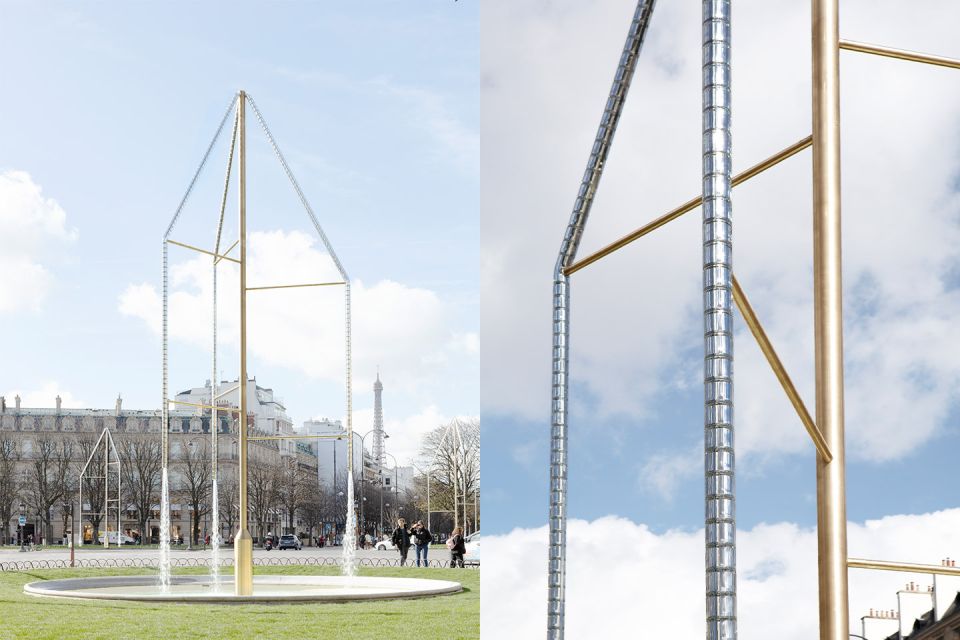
[0,396,5,412]
[56,395,62,412]
[15,395,21,410]
[116,395,122,416]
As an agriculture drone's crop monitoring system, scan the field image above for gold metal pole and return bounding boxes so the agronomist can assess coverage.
[731,275,832,462]
[812,2,848,637]
[245,281,346,291]
[848,558,960,577]
[839,39,960,71]
[564,135,812,276]
[234,90,253,596]
[166,238,241,265]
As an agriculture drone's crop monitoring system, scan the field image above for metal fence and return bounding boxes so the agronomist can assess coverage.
[0,556,478,572]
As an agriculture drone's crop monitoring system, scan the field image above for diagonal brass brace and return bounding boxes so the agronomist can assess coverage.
[731,274,832,462]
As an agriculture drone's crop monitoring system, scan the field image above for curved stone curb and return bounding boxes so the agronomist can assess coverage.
[23,574,462,604]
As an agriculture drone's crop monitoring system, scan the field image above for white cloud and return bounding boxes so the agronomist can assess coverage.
[3,382,85,409]
[482,510,960,638]
[118,229,473,402]
[0,170,77,313]
[638,446,700,502]
[481,0,960,465]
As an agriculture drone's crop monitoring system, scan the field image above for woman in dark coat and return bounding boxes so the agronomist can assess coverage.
[410,521,432,567]
[448,526,466,568]
[391,518,412,566]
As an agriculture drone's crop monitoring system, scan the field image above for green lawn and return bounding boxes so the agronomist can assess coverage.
[0,565,479,640]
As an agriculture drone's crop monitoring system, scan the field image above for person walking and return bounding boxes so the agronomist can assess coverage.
[411,521,432,567]
[448,526,466,568]
[391,518,412,566]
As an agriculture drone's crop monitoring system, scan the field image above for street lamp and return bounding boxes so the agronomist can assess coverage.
[383,451,399,522]
[337,491,345,544]
[18,502,25,552]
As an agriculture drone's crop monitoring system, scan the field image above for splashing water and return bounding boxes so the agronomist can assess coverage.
[210,478,221,589]
[158,468,171,591]
[341,469,357,578]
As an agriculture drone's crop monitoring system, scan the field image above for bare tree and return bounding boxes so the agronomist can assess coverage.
[248,460,278,543]
[277,458,306,535]
[0,438,20,544]
[119,437,162,544]
[176,439,211,546]
[24,434,72,543]
[218,474,239,542]
[300,492,323,546]
[74,432,106,543]
[417,418,480,532]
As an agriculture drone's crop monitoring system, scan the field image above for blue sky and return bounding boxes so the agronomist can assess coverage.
[0,1,478,464]
[481,0,960,536]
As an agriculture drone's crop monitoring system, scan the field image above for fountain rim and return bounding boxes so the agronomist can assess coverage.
[23,574,463,604]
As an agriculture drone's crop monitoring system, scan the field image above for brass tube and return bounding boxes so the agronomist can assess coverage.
[813,1,849,638]
[246,281,346,291]
[215,239,239,264]
[839,39,960,70]
[247,434,346,441]
[564,135,812,276]
[731,275,832,462]
[167,399,240,413]
[848,558,960,577]
[166,238,241,265]
[234,90,253,596]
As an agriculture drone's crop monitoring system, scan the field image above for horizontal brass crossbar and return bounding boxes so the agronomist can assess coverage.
[564,135,813,275]
[731,275,832,462]
[246,282,346,291]
[840,39,960,70]
[167,399,240,413]
[166,239,241,265]
[247,434,346,441]
[849,558,960,577]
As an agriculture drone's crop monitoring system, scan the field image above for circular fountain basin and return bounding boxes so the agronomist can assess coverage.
[23,574,462,603]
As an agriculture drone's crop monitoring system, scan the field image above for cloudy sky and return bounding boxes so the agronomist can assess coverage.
[0,1,478,465]
[481,0,960,636]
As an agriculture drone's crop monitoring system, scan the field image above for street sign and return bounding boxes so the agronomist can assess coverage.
[18,516,26,526]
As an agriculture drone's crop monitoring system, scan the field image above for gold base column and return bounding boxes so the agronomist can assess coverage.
[234,528,253,594]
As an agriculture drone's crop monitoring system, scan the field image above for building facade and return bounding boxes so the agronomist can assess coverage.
[0,385,324,547]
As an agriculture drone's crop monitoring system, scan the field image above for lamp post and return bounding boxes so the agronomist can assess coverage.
[383,452,399,519]
[337,491,344,544]
[18,502,25,552]
[356,429,377,537]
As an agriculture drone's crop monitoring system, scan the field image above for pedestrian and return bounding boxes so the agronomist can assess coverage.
[391,518,412,566]
[410,520,432,567]
[448,526,466,568]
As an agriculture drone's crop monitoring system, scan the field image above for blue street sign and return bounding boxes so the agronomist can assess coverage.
[18,516,26,526]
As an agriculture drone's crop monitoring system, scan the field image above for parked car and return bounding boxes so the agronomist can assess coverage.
[97,531,136,545]
[464,531,480,564]
[277,534,302,550]
[375,537,396,551]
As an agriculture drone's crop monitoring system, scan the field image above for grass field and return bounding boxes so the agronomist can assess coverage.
[0,565,478,640]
